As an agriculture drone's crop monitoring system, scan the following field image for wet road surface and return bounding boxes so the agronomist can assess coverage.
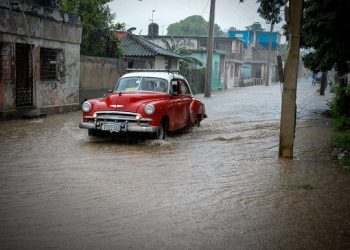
[1,79,350,249]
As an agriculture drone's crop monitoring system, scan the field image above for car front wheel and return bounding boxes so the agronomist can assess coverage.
[156,119,168,140]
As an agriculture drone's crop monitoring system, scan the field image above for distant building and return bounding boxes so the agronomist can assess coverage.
[228,29,281,85]
[227,30,280,49]
[143,24,244,91]
[117,32,183,70]
[0,1,82,120]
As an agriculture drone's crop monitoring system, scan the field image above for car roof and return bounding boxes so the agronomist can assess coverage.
[120,71,186,82]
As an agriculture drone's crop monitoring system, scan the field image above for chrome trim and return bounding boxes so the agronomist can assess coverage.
[95,111,140,116]
[127,124,159,133]
[80,110,157,133]
[79,122,159,133]
[95,114,151,122]
[79,122,96,129]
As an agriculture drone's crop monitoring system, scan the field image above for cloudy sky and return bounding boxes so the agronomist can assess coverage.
[108,0,285,36]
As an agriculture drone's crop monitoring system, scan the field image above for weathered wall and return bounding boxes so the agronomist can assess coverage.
[0,4,81,44]
[0,42,14,110]
[36,41,81,108]
[80,56,127,103]
[154,56,165,69]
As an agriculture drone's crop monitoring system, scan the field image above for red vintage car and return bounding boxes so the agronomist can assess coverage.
[79,70,207,139]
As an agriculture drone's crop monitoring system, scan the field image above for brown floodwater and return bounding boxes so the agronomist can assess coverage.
[0,79,350,249]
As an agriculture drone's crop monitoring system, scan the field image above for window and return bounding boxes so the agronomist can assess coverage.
[40,47,64,81]
[180,80,191,95]
[115,77,169,93]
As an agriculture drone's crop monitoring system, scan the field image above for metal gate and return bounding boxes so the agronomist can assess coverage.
[15,43,33,107]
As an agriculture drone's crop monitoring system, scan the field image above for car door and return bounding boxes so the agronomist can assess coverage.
[168,79,193,130]
[168,79,182,130]
[178,79,193,128]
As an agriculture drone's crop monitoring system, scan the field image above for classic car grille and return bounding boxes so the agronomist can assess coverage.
[86,111,151,125]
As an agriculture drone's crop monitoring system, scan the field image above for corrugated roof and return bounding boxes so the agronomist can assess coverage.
[119,32,184,59]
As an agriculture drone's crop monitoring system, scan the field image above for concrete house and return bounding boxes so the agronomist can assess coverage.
[117,32,183,70]
[0,1,82,119]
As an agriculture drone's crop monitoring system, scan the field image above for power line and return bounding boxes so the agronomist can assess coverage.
[201,0,210,17]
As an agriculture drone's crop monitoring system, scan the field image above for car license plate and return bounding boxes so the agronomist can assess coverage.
[101,122,121,132]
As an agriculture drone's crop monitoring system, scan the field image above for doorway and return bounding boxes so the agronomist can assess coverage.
[15,43,33,107]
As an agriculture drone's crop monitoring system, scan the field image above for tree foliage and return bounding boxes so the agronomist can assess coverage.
[255,0,284,25]
[302,0,350,75]
[167,15,225,37]
[58,0,125,58]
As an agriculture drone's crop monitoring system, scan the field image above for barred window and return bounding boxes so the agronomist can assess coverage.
[40,47,64,81]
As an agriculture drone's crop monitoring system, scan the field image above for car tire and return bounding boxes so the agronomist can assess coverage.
[156,119,168,140]
[88,129,98,136]
[197,115,201,127]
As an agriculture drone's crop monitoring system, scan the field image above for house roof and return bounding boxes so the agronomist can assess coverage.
[118,32,184,59]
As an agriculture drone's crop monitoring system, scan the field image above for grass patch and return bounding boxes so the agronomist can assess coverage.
[333,132,350,171]
[332,115,350,131]
[329,82,350,170]
[334,132,350,148]
[343,157,350,171]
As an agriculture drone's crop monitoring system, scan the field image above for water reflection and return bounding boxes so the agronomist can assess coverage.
[0,80,350,249]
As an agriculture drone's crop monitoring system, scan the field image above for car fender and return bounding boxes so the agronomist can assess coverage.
[137,100,169,126]
[189,99,203,125]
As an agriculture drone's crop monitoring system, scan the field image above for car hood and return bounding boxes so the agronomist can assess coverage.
[102,92,168,112]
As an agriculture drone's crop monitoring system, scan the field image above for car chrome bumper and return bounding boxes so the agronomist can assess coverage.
[79,122,159,133]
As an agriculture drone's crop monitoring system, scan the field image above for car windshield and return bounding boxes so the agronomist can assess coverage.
[115,77,169,93]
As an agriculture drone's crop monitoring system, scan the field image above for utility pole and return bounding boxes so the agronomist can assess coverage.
[266,22,274,86]
[279,0,303,158]
[204,0,216,97]
[320,71,327,95]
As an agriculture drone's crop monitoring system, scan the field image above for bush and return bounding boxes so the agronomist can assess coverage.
[334,133,350,149]
[189,82,198,95]
[329,84,350,130]
[334,133,350,171]
[332,115,350,130]
[330,82,350,170]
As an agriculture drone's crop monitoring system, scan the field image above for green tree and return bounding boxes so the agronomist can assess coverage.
[58,0,125,58]
[302,0,350,75]
[167,15,225,37]
[246,22,264,31]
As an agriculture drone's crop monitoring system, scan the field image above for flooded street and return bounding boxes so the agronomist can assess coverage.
[1,79,350,249]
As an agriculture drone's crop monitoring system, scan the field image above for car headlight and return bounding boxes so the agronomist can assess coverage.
[144,104,155,115]
[82,101,92,112]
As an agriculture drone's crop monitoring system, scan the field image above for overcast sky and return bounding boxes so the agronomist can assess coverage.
[108,0,285,36]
